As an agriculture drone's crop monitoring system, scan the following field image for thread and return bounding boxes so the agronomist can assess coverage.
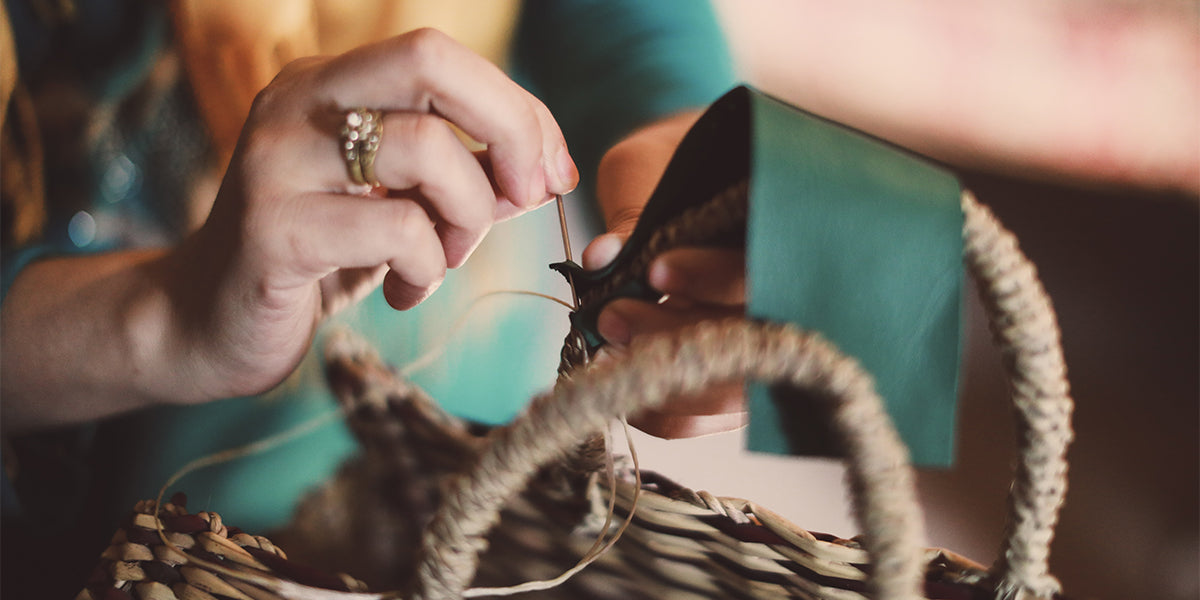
[153,407,346,512]
[462,415,643,598]
[400,289,573,377]
[150,406,383,600]
[156,288,574,504]
[148,288,616,597]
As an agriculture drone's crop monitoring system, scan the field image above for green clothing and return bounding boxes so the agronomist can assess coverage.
[0,0,734,535]
[552,86,964,467]
[739,89,963,466]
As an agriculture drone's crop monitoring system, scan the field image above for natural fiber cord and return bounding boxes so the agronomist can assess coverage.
[961,192,1072,600]
[79,191,1074,600]
[407,191,1074,600]
[410,319,928,600]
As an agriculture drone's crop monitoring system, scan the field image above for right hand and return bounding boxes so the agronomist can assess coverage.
[167,28,579,402]
[582,112,748,439]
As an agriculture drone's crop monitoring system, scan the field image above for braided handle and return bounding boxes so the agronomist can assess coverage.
[961,192,1072,600]
[410,192,1073,600]
[410,320,926,600]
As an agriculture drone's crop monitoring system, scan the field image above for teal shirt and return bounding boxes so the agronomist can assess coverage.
[0,0,735,535]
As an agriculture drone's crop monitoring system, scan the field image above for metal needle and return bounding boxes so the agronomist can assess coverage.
[555,194,580,309]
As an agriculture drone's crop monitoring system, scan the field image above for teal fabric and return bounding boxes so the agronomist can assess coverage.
[111,215,572,529]
[513,0,736,198]
[85,1,737,533]
[742,90,964,466]
[1,2,734,595]
[553,86,964,467]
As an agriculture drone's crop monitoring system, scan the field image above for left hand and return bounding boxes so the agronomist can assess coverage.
[583,111,748,439]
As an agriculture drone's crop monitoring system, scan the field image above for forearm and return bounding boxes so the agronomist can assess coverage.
[0,248,194,432]
[723,1,1199,193]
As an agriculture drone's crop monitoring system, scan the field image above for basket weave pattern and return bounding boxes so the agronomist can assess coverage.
[77,191,1072,600]
[75,495,368,600]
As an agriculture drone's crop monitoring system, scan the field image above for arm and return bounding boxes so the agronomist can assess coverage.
[723,1,1199,195]
[1,29,578,433]
[1,249,183,432]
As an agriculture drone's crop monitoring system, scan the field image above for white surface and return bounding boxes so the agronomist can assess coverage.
[611,424,859,537]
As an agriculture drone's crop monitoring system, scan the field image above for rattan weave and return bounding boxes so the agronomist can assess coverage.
[79,191,1072,600]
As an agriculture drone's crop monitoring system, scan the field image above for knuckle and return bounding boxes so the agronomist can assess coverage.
[384,203,445,285]
[282,226,315,270]
[408,113,453,148]
[267,204,309,265]
[386,201,434,244]
[400,27,454,76]
[426,257,449,284]
[249,57,320,114]
[384,114,454,187]
[275,55,323,82]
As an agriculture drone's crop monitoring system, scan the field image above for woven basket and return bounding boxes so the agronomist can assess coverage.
[78,191,1072,600]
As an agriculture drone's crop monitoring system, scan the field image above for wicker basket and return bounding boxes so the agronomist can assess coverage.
[78,190,1071,600]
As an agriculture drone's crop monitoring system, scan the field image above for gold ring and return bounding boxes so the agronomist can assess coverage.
[340,108,383,186]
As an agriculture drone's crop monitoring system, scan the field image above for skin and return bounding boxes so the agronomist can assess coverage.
[584,0,1200,439]
[0,29,579,432]
[0,29,729,438]
[583,112,748,439]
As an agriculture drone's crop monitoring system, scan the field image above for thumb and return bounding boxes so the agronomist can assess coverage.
[582,206,641,270]
[581,232,626,270]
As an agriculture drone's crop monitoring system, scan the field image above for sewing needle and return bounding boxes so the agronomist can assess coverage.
[555,194,581,309]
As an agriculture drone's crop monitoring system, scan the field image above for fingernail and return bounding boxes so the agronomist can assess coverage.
[648,259,678,292]
[582,233,623,269]
[597,306,631,346]
[556,145,579,192]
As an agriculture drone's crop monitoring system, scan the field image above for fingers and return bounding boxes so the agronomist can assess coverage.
[583,243,745,310]
[596,297,741,347]
[280,192,447,308]
[219,29,583,319]
[596,302,749,440]
[580,234,748,441]
[648,248,745,306]
[531,92,580,189]
[371,113,496,267]
[382,267,442,311]
[314,28,577,206]
[581,232,626,270]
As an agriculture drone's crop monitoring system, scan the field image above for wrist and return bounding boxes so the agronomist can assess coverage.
[124,245,213,406]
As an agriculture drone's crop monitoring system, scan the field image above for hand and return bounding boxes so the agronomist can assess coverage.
[169,29,579,401]
[583,111,747,439]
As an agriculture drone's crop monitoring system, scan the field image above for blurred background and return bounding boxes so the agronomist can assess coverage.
[7,1,1195,598]
[622,2,1198,599]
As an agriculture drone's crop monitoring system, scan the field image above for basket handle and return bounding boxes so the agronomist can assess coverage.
[410,192,1072,600]
[961,192,1072,600]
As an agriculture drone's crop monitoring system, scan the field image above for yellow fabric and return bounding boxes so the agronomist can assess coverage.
[171,0,520,161]
[0,1,46,248]
[312,0,519,61]
[1,1,16,126]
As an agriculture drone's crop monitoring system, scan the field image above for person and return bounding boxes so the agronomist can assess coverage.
[0,0,743,595]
